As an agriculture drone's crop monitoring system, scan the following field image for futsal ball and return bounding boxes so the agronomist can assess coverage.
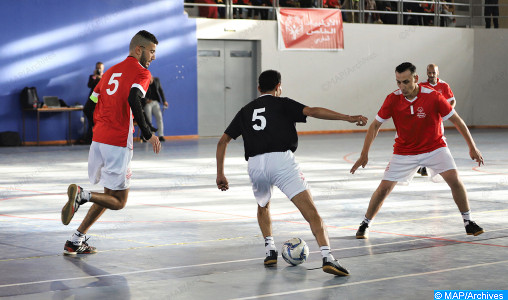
[282,238,309,266]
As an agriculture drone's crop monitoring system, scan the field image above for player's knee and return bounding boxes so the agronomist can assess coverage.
[258,202,270,211]
[443,174,464,190]
[111,198,128,210]
[117,201,127,210]
[448,179,465,191]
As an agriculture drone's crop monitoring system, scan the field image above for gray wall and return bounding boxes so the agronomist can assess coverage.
[196,19,507,131]
[472,29,508,126]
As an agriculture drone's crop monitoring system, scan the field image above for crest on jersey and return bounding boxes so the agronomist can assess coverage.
[417,107,426,118]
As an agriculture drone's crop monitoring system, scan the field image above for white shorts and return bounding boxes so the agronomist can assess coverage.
[88,141,133,190]
[383,147,457,184]
[248,150,309,207]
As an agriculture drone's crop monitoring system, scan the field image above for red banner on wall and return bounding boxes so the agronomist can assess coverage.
[277,9,344,51]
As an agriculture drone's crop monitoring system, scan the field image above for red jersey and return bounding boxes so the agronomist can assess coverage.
[420,78,455,103]
[376,86,454,155]
[90,57,151,148]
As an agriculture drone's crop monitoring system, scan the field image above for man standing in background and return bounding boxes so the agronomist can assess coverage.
[144,76,169,142]
[418,63,456,176]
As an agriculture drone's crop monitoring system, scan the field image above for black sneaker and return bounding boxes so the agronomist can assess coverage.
[465,221,484,236]
[264,250,278,265]
[356,221,369,239]
[63,237,97,255]
[322,257,350,276]
[159,136,165,142]
[61,184,84,225]
[420,167,428,176]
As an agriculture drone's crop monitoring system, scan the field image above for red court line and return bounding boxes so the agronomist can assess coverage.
[141,204,299,218]
[141,203,255,219]
[0,193,63,202]
[0,214,250,223]
[2,211,506,247]
[472,166,508,175]
[0,187,61,194]
[343,152,356,164]
[272,210,300,216]
[2,191,504,248]
[0,202,296,223]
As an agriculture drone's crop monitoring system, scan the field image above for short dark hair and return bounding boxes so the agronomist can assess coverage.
[258,70,281,93]
[395,62,416,75]
[129,30,158,51]
[137,30,158,45]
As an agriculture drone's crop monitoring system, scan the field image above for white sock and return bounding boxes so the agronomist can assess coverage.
[70,230,85,246]
[264,236,276,255]
[320,246,334,261]
[80,189,91,203]
[461,210,471,225]
[362,216,372,225]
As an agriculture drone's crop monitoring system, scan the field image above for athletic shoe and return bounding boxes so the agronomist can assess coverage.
[264,250,278,265]
[63,237,97,255]
[159,136,165,142]
[465,221,484,236]
[322,257,350,276]
[61,184,83,225]
[420,167,428,176]
[356,221,369,239]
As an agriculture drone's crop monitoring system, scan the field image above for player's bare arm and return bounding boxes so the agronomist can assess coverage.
[302,107,368,126]
[447,113,484,166]
[216,133,232,191]
[350,119,383,174]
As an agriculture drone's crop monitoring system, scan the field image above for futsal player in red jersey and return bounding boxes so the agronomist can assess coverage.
[216,70,368,276]
[61,30,161,255]
[418,63,457,176]
[421,64,456,107]
[351,62,484,239]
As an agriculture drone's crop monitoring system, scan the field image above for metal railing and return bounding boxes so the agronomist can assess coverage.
[183,0,507,28]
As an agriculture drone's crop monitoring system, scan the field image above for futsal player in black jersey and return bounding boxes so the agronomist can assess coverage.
[216,70,368,276]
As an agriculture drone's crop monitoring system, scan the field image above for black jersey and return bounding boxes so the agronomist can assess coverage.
[225,95,307,160]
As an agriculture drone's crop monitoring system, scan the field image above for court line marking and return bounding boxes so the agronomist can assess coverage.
[0,256,269,289]
[361,208,508,226]
[472,166,508,175]
[2,206,506,225]
[229,259,508,300]
[0,193,63,202]
[140,204,298,218]
[1,227,506,264]
[2,254,507,295]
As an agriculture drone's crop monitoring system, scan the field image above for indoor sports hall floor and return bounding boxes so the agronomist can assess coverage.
[1,129,507,300]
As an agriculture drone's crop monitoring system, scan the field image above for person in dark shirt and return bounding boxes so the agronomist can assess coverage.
[143,76,168,142]
[87,62,104,96]
[216,69,368,276]
[82,62,104,144]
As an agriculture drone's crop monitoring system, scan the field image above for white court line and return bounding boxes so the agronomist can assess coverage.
[2,229,507,289]
[1,227,507,265]
[229,259,508,300]
[0,257,262,289]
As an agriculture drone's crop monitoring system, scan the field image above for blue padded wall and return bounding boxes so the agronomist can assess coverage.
[0,0,197,142]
